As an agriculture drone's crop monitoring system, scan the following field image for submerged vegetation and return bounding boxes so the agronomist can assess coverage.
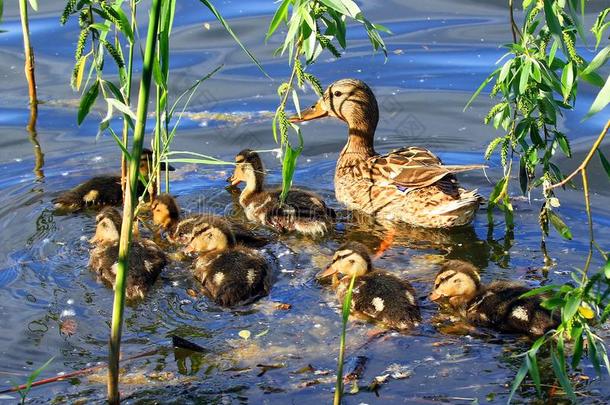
[1,0,610,403]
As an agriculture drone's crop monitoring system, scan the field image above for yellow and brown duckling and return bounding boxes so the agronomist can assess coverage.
[318,241,421,331]
[150,193,269,247]
[228,149,335,236]
[430,260,559,336]
[53,149,174,211]
[88,207,167,300]
[186,218,271,307]
[291,78,485,228]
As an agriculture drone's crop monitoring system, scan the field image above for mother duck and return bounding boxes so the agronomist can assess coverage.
[291,78,484,228]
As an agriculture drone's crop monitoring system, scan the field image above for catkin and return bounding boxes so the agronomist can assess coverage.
[75,28,89,61]
[61,0,78,25]
[304,73,323,96]
[485,102,507,125]
[316,33,341,58]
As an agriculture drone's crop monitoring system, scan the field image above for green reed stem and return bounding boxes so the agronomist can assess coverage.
[121,0,137,193]
[334,274,356,405]
[107,0,163,402]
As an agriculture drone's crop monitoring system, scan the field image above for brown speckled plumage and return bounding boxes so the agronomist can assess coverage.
[151,193,269,247]
[229,149,335,236]
[189,220,271,307]
[88,208,167,300]
[53,149,172,211]
[322,241,421,331]
[431,260,558,336]
[291,79,484,228]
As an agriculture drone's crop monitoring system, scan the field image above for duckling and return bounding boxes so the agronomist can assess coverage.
[53,149,174,211]
[150,193,269,247]
[290,78,485,228]
[429,260,559,336]
[318,241,421,331]
[228,149,335,236]
[186,219,271,307]
[88,207,167,300]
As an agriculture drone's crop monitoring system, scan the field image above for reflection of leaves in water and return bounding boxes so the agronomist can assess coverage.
[174,347,207,376]
[26,209,56,247]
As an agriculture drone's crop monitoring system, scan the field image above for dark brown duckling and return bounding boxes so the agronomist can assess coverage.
[88,207,167,300]
[150,193,269,247]
[186,218,271,307]
[430,260,559,337]
[53,149,174,211]
[318,241,421,331]
[228,149,335,236]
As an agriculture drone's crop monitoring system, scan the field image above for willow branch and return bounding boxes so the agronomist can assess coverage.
[548,119,610,190]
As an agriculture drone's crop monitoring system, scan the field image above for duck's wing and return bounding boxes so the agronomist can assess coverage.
[368,147,485,194]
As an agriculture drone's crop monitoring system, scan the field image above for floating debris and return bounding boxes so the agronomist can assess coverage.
[238,330,251,340]
[343,355,368,383]
[384,363,412,379]
[256,363,285,377]
[171,335,206,353]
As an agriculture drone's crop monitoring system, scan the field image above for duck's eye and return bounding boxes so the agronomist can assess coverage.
[453,279,461,284]
[349,259,355,264]
[333,90,342,97]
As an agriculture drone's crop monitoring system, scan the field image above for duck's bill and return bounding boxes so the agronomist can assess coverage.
[317,263,338,279]
[228,175,241,186]
[429,292,441,301]
[160,161,176,171]
[289,100,328,123]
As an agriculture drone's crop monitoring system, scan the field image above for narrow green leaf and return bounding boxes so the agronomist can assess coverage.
[319,0,350,15]
[499,59,513,83]
[106,97,137,120]
[571,326,584,369]
[519,59,531,94]
[291,89,301,119]
[112,3,134,42]
[587,331,602,374]
[199,0,268,77]
[107,127,131,159]
[548,211,572,240]
[563,294,580,323]
[551,348,576,402]
[581,46,610,75]
[585,75,610,119]
[597,150,610,181]
[555,131,571,157]
[520,284,560,299]
[561,61,574,102]
[526,352,541,396]
[266,0,290,40]
[548,38,559,65]
[519,157,528,195]
[28,0,38,11]
[0,0,4,22]
[507,359,529,404]
[489,177,507,205]
[25,356,54,388]
[543,0,562,37]
[464,68,500,111]
[78,81,100,125]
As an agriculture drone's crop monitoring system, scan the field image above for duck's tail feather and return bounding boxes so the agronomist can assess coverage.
[442,164,487,174]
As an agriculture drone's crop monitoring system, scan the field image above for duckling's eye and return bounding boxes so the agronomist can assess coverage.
[453,279,461,284]
[349,259,355,264]
[333,90,342,97]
